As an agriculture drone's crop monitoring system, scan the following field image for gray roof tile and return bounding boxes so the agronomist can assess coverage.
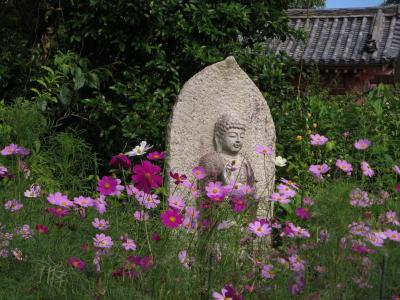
[268,5,400,66]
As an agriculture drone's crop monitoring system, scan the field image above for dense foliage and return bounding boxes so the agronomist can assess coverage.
[0,0,298,159]
[0,89,399,298]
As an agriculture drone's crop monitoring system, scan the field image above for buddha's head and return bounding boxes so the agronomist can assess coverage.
[214,113,246,155]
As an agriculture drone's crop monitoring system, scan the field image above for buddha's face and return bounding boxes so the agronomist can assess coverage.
[220,128,245,154]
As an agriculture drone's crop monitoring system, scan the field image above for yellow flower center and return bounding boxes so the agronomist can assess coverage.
[169,216,176,222]
[104,183,110,189]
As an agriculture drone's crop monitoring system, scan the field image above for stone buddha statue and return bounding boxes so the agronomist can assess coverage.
[199,112,254,186]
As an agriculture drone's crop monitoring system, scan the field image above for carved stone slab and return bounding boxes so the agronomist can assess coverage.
[167,56,275,218]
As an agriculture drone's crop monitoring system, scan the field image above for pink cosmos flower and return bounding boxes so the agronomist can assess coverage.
[302,197,314,206]
[342,131,350,138]
[168,195,185,211]
[146,151,166,161]
[350,188,373,207]
[348,221,370,237]
[68,257,86,270]
[92,218,109,231]
[108,153,131,169]
[120,236,137,251]
[336,159,353,175]
[161,209,183,228]
[366,232,386,247]
[185,206,200,221]
[73,196,94,207]
[1,144,18,156]
[384,229,400,242]
[361,161,374,177]
[385,211,400,226]
[269,192,290,204]
[93,233,113,248]
[35,224,49,234]
[280,178,299,190]
[248,220,272,237]
[296,207,311,220]
[256,145,273,156]
[110,178,124,196]
[277,184,296,198]
[93,195,107,214]
[178,250,194,269]
[97,176,118,196]
[0,165,8,177]
[261,264,275,279]
[182,216,197,231]
[393,165,400,175]
[4,200,23,212]
[396,183,400,193]
[126,184,139,196]
[308,164,330,181]
[15,146,30,157]
[309,134,328,146]
[354,139,371,150]
[47,192,69,206]
[205,181,225,202]
[16,224,33,239]
[133,210,150,221]
[132,160,163,193]
[136,191,160,209]
[289,254,306,272]
[281,223,310,238]
[192,166,206,180]
[24,184,41,198]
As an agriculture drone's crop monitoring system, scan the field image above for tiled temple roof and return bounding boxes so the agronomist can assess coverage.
[268,5,400,66]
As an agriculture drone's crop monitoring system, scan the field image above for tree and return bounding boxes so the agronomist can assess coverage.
[289,0,325,8]
[383,0,400,4]
[1,0,298,159]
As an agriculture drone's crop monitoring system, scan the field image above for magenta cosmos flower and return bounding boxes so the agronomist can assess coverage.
[68,257,86,270]
[309,134,328,146]
[35,224,49,234]
[132,160,162,193]
[295,207,311,220]
[146,151,166,161]
[47,206,70,217]
[93,233,113,248]
[354,139,371,150]
[97,176,119,196]
[109,153,131,169]
[161,209,183,228]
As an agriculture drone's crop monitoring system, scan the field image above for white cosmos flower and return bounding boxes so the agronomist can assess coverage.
[125,141,153,157]
[275,156,287,167]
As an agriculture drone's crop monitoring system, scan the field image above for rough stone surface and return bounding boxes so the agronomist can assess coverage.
[167,56,275,217]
